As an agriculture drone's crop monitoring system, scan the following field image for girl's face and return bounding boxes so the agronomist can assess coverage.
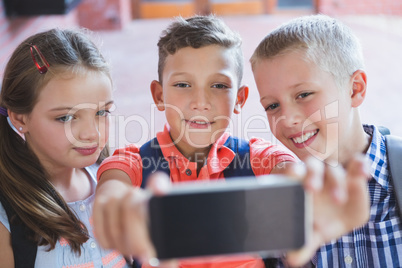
[22,70,113,171]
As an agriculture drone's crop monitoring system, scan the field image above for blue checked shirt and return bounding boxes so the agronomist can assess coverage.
[311,125,402,268]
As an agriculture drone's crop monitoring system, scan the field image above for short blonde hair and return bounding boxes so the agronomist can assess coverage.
[250,14,364,88]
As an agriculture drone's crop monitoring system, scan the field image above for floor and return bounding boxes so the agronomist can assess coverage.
[96,13,402,152]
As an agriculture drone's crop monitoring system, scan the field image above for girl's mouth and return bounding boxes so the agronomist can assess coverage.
[74,146,98,156]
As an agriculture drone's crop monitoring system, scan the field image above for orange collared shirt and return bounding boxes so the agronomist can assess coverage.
[98,125,296,186]
[98,125,296,268]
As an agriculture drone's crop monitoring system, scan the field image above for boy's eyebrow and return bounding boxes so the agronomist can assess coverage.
[102,100,114,107]
[291,82,308,89]
[259,82,310,102]
[49,100,114,112]
[169,71,189,78]
[170,72,232,79]
[213,72,233,79]
[259,96,271,102]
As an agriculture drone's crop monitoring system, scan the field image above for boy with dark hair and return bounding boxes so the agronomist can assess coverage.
[93,15,370,267]
[251,14,401,267]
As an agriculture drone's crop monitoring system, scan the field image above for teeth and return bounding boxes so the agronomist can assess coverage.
[292,130,317,144]
[192,121,208,125]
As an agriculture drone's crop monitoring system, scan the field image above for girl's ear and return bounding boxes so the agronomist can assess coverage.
[8,111,28,133]
[350,70,367,108]
[150,80,165,111]
[234,85,249,114]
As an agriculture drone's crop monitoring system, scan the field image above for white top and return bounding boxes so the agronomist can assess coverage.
[0,165,130,268]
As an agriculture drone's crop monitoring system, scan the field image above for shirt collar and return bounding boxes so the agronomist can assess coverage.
[156,124,235,175]
[364,124,389,189]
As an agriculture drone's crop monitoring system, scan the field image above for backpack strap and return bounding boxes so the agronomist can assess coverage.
[139,137,170,188]
[139,136,254,186]
[384,134,402,219]
[0,192,37,268]
[378,126,391,136]
[222,136,255,178]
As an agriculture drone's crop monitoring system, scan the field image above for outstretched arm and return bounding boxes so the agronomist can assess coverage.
[93,169,154,259]
[93,170,174,266]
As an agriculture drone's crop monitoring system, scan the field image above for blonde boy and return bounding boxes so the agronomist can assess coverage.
[251,14,401,267]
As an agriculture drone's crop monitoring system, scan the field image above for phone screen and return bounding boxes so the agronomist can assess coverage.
[149,176,309,260]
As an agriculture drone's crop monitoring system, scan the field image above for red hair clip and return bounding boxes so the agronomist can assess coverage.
[29,44,49,74]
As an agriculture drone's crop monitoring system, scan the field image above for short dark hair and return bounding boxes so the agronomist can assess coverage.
[157,15,244,85]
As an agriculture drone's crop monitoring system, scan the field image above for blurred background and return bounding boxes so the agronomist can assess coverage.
[1,0,401,151]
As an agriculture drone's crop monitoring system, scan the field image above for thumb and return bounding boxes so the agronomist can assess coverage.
[146,172,171,196]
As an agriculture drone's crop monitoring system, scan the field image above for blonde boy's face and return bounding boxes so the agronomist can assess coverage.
[253,51,353,163]
[22,71,113,171]
[154,45,247,156]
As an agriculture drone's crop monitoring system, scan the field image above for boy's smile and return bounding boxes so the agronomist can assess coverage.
[184,118,214,129]
[152,45,247,159]
[253,50,352,163]
[289,129,319,148]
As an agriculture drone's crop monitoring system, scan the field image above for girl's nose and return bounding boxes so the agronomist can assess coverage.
[79,119,99,142]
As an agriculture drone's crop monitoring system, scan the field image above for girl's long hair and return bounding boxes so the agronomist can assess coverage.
[0,28,110,254]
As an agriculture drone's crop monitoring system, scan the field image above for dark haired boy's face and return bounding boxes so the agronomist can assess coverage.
[155,45,245,157]
[253,51,354,163]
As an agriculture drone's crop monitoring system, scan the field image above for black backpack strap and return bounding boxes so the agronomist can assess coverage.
[131,259,142,268]
[384,134,402,219]
[263,257,279,267]
[139,137,170,188]
[0,192,37,268]
[222,136,254,178]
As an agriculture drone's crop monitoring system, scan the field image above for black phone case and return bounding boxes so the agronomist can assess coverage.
[148,176,308,260]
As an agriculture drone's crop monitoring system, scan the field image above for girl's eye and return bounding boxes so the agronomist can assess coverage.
[56,115,74,122]
[97,110,110,117]
[212,84,229,89]
[297,92,312,99]
[174,83,190,88]
[265,103,279,111]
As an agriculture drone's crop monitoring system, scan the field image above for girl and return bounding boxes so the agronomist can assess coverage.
[0,29,130,268]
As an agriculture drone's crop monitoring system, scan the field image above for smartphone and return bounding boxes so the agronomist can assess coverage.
[148,175,312,260]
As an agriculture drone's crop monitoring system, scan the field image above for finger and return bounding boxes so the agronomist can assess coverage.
[275,162,307,182]
[343,154,371,228]
[345,154,370,181]
[92,195,109,248]
[285,233,321,267]
[121,188,156,259]
[146,172,171,196]
[285,241,318,267]
[324,163,347,204]
[142,258,179,268]
[159,259,179,268]
[304,157,324,192]
[102,196,124,250]
[286,248,313,268]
